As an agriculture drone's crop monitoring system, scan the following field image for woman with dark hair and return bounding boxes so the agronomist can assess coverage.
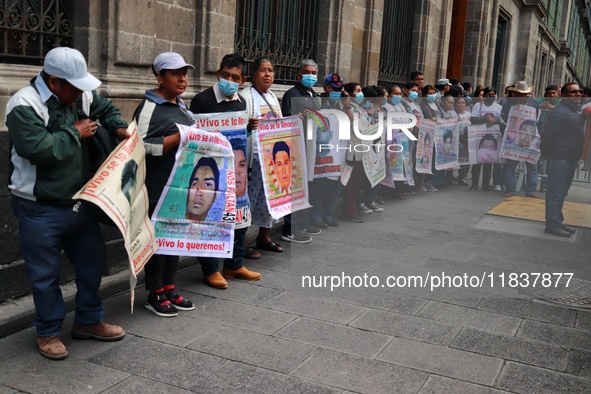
[133,52,197,317]
[240,58,299,249]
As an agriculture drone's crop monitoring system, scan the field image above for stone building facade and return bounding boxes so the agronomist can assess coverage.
[1,0,589,302]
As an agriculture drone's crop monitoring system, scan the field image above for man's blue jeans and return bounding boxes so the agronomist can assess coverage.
[545,160,576,229]
[503,159,538,195]
[11,196,105,336]
[310,178,341,223]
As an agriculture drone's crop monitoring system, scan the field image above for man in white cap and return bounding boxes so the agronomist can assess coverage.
[5,46,129,360]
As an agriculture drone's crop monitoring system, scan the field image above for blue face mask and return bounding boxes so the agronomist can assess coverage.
[328,91,342,101]
[218,78,239,97]
[362,102,373,110]
[301,74,318,88]
[354,92,364,103]
[408,91,419,101]
[381,98,388,106]
[426,94,437,103]
[390,95,402,105]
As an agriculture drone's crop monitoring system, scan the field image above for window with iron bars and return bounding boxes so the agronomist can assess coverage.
[234,0,319,84]
[378,0,414,90]
[0,0,73,64]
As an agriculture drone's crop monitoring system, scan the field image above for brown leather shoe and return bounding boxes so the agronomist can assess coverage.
[37,336,68,360]
[71,321,125,342]
[206,272,228,289]
[223,266,262,281]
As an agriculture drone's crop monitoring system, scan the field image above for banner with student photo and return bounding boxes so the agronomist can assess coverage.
[74,121,156,309]
[468,124,502,164]
[152,124,235,258]
[457,120,471,165]
[499,104,541,164]
[305,110,347,180]
[401,136,415,186]
[381,131,407,188]
[256,116,311,219]
[416,119,436,174]
[360,122,387,187]
[192,111,251,228]
[434,118,459,170]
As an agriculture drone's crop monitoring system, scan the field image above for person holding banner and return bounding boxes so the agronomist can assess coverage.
[190,53,261,288]
[134,52,197,317]
[470,87,503,192]
[500,81,540,198]
[241,58,297,248]
[7,47,128,360]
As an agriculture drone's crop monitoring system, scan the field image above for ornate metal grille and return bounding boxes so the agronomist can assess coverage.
[235,0,319,84]
[0,0,73,64]
[378,0,414,89]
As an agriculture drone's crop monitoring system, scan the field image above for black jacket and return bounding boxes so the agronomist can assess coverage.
[542,100,585,161]
[281,82,320,116]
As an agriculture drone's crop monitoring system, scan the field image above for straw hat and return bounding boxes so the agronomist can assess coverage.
[507,81,533,94]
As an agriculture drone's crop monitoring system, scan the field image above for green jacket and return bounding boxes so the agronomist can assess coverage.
[6,76,128,204]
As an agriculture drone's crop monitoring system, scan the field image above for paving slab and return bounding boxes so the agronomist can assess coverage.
[496,361,591,394]
[477,298,578,326]
[292,349,428,394]
[575,310,591,331]
[0,335,130,394]
[274,317,392,358]
[416,301,522,335]
[261,291,366,324]
[101,376,194,394]
[566,348,591,379]
[328,286,428,315]
[197,297,296,335]
[418,375,512,394]
[349,309,461,345]
[451,327,569,371]
[187,326,316,374]
[517,319,591,350]
[88,336,228,390]
[190,361,340,393]
[377,337,503,386]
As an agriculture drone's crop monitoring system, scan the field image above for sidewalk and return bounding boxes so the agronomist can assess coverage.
[1,181,590,393]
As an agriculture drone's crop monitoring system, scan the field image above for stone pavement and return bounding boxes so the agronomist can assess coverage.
[1,181,591,393]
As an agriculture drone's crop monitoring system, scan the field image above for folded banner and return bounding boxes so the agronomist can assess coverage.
[74,121,156,309]
[192,111,251,228]
[416,119,436,174]
[256,116,311,219]
[434,118,459,171]
[499,104,541,164]
[151,124,235,258]
[468,124,503,164]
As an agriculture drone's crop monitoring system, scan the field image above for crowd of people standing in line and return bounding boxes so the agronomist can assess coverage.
[6,46,589,361]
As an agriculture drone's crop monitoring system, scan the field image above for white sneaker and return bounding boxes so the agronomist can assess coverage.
[367,202,383,212]
[493,185,502,192]
[417,183,427,192]
[281,233,312,244]
[358,203,373,214]
[425,183,438,192]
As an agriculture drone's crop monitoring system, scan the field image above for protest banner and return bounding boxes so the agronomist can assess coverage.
[416,119,436,174]
[152,124,235,258]
[74,121,156,309]
[306,111,347,180]
[361,122,387,187]
[381,131,407,188]
[499,104,541,164]
[256,116,311,219]
[192,111,251,228]
[457,120,471,165]
[468,124,503,164]
[434,118,459,170]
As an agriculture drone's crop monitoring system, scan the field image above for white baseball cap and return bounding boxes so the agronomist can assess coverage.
[152,52,195,74]
[43,47,101,91]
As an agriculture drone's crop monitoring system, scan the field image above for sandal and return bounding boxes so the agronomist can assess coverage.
[243,247,262,259]
[503,192,513,198]
[256,240,284,253]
